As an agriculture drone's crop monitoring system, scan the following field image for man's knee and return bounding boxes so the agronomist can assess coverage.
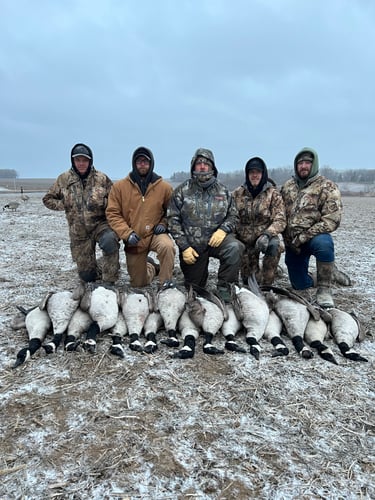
[79,269,98,282]
[265,237,281,257]
[98,230,119,255]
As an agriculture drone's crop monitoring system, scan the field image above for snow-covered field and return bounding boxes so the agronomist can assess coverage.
[0,191,374,499]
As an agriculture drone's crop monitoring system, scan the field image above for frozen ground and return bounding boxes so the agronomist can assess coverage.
[0,191,374,500]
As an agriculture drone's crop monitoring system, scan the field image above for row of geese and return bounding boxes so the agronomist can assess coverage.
[11,277,368,368]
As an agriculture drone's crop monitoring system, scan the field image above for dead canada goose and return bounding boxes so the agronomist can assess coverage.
[157,284,186,348]
[304,316,338,364]
[231,282,270,360]
[328,308,368,362]
[79,283,121,354]
[122,289,154,352]
[185,285,225,356]
[13,306,52,368]
[41,290,80,354]
[221,303,247,353]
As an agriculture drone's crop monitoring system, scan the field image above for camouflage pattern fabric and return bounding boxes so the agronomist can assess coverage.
[168,177,239,254]
[232,183,286,245]
[43,168,119,282]
[281,174,342,247]
[232,183,286,285]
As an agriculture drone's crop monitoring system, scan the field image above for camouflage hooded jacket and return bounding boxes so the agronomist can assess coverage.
[280,147,342,246]
[232,182,286,245]
[42,167,113,238]
[167,177,239,253]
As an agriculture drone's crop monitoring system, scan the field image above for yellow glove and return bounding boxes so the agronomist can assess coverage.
[182,247,199,265]
[208,229,227,247]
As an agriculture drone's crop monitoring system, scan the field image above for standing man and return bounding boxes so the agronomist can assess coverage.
[167,147,244,302]
[43,143,120,284]
[232,156,286,285]
[281,147,342,307]
[106,146,175,288]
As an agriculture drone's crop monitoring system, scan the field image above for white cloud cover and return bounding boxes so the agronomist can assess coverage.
[1,0,375,179]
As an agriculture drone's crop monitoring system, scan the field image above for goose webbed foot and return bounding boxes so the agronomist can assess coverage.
[225,340,246,353]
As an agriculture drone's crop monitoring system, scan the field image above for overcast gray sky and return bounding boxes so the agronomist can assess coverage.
[1,0,374,180]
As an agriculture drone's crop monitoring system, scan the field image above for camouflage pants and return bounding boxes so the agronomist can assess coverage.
[241,238,282,285]
[70,227,120,283]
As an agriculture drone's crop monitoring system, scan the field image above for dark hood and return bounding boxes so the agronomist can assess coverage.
[130,146,160,195]
[70,143,94,179]
[244,156,269,197]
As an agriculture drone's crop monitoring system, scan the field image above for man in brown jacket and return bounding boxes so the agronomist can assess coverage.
[106,146,175,288]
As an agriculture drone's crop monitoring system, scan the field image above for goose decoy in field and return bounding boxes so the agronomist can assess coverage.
[3,201,20,211]
[13,306,52,367]
[20,187,29,202]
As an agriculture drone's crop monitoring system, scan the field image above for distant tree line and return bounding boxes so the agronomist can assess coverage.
[0,169,18,179]
[170,167,375,190]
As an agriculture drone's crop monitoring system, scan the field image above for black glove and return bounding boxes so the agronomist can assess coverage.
[255,234,269,253]
[127,232,140,246]
[153,224,167,235]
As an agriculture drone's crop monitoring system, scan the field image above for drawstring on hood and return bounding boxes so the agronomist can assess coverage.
[294,147,319,187]
[190,148,218,189]
[130,146,160,195]
[71,143,93,180]
[244,156,269,197]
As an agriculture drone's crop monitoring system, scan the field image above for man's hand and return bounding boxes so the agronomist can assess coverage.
[289,234,308,255]
[127,232,141,246]
[153,224,167,234]
[182,247,199,265]
[255,234,269,253]
[208,229,227,247]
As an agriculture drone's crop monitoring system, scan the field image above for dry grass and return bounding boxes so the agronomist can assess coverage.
[0,190,374,499]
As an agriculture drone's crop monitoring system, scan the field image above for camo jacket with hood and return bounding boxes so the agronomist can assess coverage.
[232,157,286,245]
[280,147,342,247]
[167,148,239,254]
[42,143,113,239]
[106,146,173,254]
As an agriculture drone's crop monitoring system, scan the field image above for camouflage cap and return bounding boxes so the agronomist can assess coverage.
[296,152,314,163]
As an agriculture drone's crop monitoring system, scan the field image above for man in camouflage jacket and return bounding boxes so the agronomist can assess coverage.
[167,148,244,302]
[43,143,119,284]
[232,157,286,285]
[281,147,342,307]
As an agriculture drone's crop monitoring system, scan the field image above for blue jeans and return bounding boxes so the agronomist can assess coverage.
[285,233,335,290]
